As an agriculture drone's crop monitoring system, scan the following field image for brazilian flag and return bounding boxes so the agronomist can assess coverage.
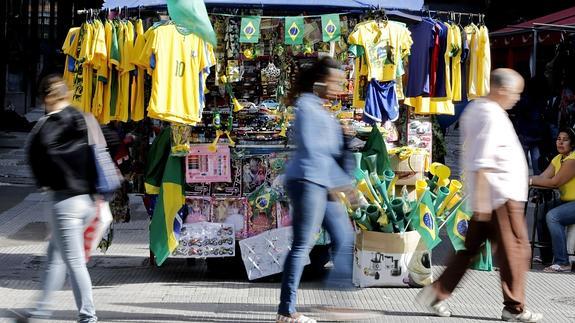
[167,0,217,46]
[321,14,341,42]
[410,191,441,249]
[240,16,261,43]
[149,155,186,266]
[285,17,304,45]
[446,207,471,251]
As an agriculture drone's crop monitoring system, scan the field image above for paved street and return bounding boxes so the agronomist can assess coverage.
[0,130,573,323]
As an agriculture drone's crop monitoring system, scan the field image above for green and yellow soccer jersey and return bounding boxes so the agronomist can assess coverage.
[62,27,80,88]
[91,20,108,118]
[71,23,94,113]
[107,21,122,121]
[115,20,134,122]
[129,19,146,122]
[134,24,216,125]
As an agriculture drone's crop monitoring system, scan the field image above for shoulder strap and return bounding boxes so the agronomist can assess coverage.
[83,113,107,147]
[25,115,50,152]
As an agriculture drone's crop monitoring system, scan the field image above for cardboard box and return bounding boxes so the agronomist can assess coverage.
[390,152,427,186]
[353,230,433,287]
[239,227,310,280]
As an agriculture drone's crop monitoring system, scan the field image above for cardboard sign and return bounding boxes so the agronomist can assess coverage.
[186,145,231,183]
[353,230,433,287]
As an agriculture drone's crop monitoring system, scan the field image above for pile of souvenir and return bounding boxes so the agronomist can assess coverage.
[340,140,467,251]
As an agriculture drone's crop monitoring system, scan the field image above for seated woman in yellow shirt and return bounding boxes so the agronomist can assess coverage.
[531,128,575,272]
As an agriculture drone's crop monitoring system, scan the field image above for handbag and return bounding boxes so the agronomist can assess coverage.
[84,199,113,261]
[83,113,122,196]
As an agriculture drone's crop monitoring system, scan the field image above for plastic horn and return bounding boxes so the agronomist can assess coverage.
[391,198,406,232]
[434,186,450,215]
[416,180,428,200]
[428,162,451,192]
[208,130,222,152]
[365,154,378,177]
[337,192,354,215]
[350,208,373,231]
[224,131,236,147]
[365,204,381,225]
[356,190,370,208]
[232,97,244,112]
[438,179,462,216]
[370,172,394,214]
[353,153,381,204]
[370,174,398,232]
[438,178,450,188]
[445,192,462,213]
[378,217,394,233]
[388,175,398,199]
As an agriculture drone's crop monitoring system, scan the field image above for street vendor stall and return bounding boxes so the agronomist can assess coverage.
[62,0,491,284]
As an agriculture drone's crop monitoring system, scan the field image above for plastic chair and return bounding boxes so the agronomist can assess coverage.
[526,187,556,269]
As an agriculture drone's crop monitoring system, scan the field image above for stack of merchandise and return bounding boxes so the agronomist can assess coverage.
[341,128,472,287]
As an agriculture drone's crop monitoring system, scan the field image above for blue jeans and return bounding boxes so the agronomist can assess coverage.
[522,144,541,175]
[546,200,575,266]
[31,193,97,323]
[278,180,354,315]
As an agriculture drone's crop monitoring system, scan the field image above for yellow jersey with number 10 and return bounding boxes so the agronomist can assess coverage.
[135,24,215,125]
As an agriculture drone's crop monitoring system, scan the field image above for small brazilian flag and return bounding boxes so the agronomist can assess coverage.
[446,206,472,251]
[410,190,441,249]
[321,14,341,42]
[285,16,304,45]
[240,16,261,43]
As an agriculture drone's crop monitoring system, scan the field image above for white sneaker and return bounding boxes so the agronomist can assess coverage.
[415,285,452,317]
[501,309,543,322]
[276,313,317,323]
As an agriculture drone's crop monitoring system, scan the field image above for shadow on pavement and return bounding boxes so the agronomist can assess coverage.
[0,308,273,322]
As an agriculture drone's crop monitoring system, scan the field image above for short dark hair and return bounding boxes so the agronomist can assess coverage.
[38,74,68,102]
[286,57,342,105]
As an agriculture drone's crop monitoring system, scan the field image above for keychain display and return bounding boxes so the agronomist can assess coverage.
[172,222,235,258]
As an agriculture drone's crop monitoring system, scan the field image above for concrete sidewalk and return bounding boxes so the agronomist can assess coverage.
[0,193,573,323]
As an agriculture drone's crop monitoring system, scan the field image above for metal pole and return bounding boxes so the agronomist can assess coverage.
[532,28,537,78]
[0,0,6,111]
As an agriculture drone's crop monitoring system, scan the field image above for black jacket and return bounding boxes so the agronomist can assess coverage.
[27,106,97,195]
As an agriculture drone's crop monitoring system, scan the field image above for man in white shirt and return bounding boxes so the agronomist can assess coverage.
[415,69,543,322]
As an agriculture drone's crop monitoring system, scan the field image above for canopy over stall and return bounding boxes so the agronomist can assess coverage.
[490,6,575,76]
[101,0,424,11]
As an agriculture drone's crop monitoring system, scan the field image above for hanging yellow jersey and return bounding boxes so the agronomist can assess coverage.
[476,25,490,97]
[91,20,107,118]
[450,24,463,102]
[134,24,216,124]
[130,19,146,122]
[99,21,117,124]
[108,21,122,121]
[352,54,369,109]
[348,20,412,82]
[62,27,80,88]
[71,23,94,113]
[465,24,480,99]
[115,21,135,122]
